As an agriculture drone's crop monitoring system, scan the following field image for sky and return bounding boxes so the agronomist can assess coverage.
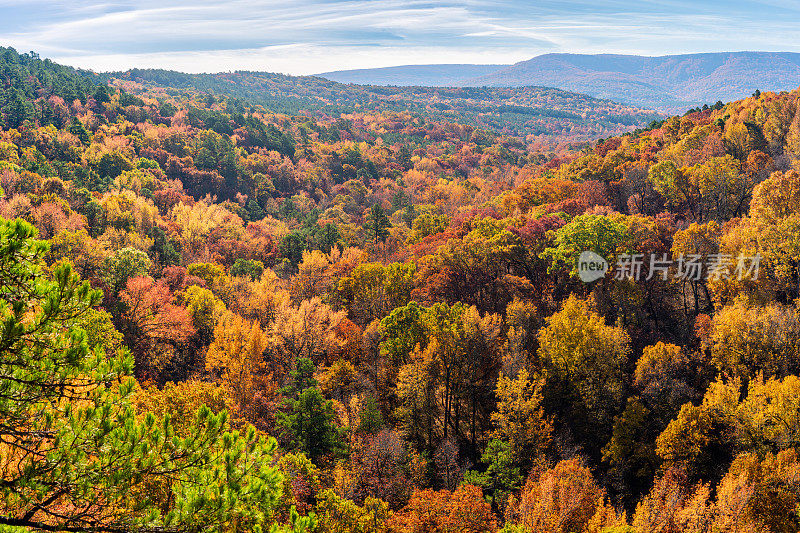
[1,0,799,75]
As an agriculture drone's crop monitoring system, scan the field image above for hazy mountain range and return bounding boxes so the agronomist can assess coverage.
[313,64,507,87]
[319,52,800,112]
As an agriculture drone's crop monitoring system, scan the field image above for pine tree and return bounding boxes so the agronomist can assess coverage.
[5,87,29,129]
[364,204,391,248]
[278,358,345,464]
[0,217,312,532]
[68,116,91,144]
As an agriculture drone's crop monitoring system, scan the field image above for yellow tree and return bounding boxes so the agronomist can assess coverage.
[337,261,415,327]
[216,268,288,327]
[631,467,714,533]
[648,155,751,222]
[292,249,334,303]
[180,284,227,342]
[46,229,109,280]
[268,297,347,372]
[491,369,552,467]
[709,299,800,379]
[537,295,630,443]
[206,311,272,424]
[318,358,363,430]
[670,221,721,316]
[656,378,739,483]
[657,374,800,483]
[713,449,800,533]
[314,489,391,533]
[171,200,243,261]
[711,170,800,303]
[134,380,229,436]
[395,303,501,451]
[469,368,552,511]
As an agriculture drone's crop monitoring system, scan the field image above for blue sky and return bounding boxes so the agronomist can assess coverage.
[1,0,799,74]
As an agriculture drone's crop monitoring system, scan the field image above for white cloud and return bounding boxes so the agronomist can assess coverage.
[0,0,799,73]
[50,43,532,74]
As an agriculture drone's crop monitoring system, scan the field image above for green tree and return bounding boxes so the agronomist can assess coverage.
[231,258,265,280]
[364,204,391,247]
[467,369,552,511]
[151,226,180,267]
[316,223,341,253]
[280,231,307,267]
[93,84,111,103]
[358,396,384,434]
[337,261,416,326]
[314,489,390,533]
[380,301,427,367]
[541,214,630,279]
[5,88,30,129]
[104,246,152,293]
[181,284,227,342]
[96,151,134,183]
[68,117,91,144]
[278,358,345,464]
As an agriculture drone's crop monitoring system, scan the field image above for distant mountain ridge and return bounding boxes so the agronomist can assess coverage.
[316,64,508,86]
[319,52,800,112]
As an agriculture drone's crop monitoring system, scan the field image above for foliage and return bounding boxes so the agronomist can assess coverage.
[3,45,800,531]
[314,489,391,533]
[104,246,152,293]
[0,216,306,532]
[206,311,272,423]
[388,484,496,533]
[511,459,619,533]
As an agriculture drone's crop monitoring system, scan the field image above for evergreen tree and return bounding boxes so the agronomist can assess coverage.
[316,222,341,253]
[151,226,181,267]
[93,84,111,104]
[68,116,91,144]
[278,358,345,464]
[364,204,391,247]
[5,87,29,128]
[230,258,265,280]
[397,144,413,170]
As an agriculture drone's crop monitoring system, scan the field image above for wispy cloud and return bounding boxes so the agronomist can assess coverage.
[0,0,798,73]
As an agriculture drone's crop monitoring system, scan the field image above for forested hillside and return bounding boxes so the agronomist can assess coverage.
[105,67,661,144]
[3,45,800,532]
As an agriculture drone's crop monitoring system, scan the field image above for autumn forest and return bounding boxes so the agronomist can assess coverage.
[3,44,800,533]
